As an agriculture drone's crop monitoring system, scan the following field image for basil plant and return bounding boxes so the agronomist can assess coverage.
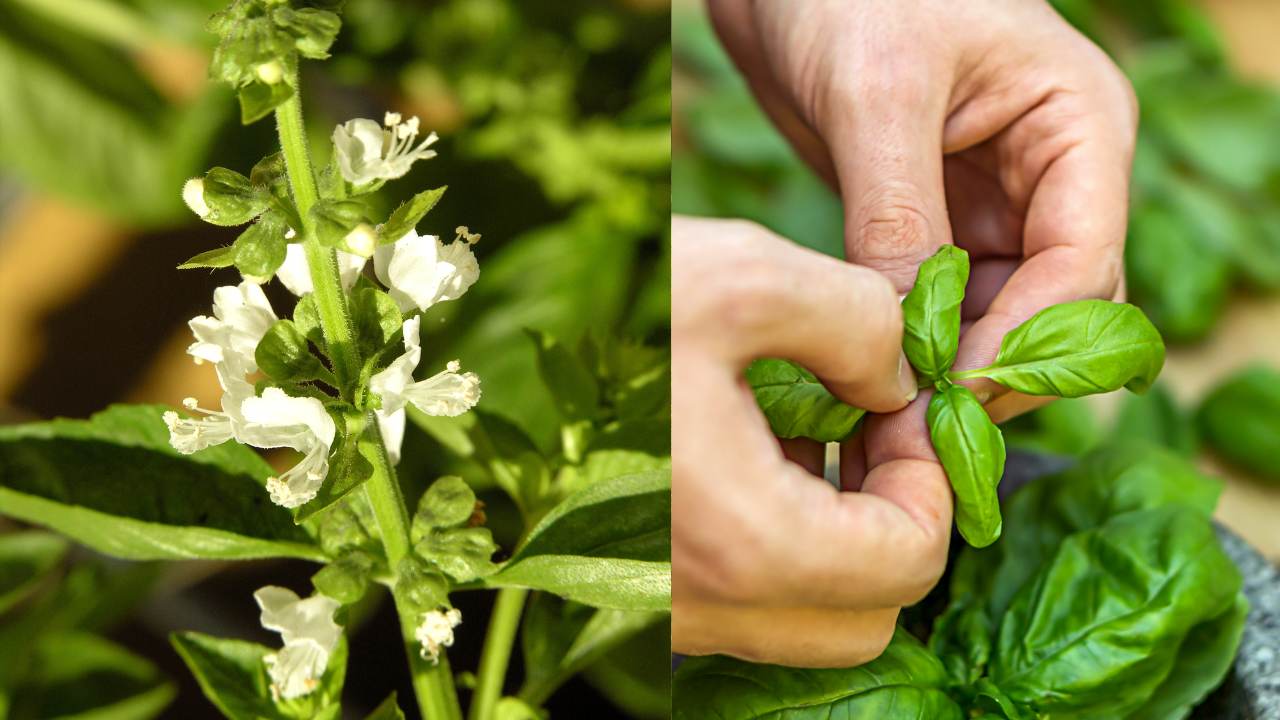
[749,245,1166,547]
[0,1,670,718]
[674,444,1248,719]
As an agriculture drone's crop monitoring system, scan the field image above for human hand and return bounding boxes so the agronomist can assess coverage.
[671,216,952,667]
[707,0,1136,424]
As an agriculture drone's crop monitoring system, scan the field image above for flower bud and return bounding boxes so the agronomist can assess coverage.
[256,61,284,85]
[182,178,210,218]
[344,223,377,258]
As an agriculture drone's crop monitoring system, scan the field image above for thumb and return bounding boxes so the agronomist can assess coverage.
[823,80,953,292]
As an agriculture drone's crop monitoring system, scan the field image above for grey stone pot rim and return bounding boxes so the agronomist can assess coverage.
[1003,451,1280,720]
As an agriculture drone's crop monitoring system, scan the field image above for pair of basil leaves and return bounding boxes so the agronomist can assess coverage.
[749,245,1166,547]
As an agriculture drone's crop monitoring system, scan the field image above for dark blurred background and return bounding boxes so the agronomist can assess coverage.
[0,0,670,717]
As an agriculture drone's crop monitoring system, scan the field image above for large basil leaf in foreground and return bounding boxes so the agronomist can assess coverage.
[990,507,1241,718]
[1197,364,1280,483]
[489,468,670,611]
[673,628,963,720]
[928,384,1005,548]
[972,300,1165,397]
[0,405,322,561]
[746,359,864,442]
[902,245,968,380]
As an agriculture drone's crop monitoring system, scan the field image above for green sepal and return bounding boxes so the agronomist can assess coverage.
[394,556,451,615]
[178,246,237,270]
[310,198,375,250]
[271,7,341,59]
[239,79,295,125]
[410,476,497,583]
[379,187,448,244]
[312,551,375,605]
[350,285,403,360]
[293,294,326,350]
[295,411,375,523]
[233,212,289,278]
[201,167,268,226]
[411,476,479,542]
[256,319,328,384]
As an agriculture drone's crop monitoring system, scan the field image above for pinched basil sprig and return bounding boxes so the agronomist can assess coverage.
[748,245,1165,547]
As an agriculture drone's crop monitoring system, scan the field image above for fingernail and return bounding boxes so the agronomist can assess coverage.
[898,353,918,403]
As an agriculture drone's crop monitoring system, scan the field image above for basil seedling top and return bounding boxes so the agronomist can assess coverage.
[748,245,1166,547]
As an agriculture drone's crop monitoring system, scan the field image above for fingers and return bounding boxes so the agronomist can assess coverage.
[674,217,916,413]
[823,73,954,292]
[674,599,899,668]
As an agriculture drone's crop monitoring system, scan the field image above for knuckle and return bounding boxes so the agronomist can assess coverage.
[850,185,935,285]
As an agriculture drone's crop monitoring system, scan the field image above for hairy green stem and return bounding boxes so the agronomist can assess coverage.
[276,79,459,720]
[274,89,361,394]
[469,587,528,720]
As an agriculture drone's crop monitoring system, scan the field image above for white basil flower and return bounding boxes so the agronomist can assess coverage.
[332,112,438,185]
[414,607,462,664]
[239,388,338,508]
[186,281,277,378]
[373,229,479,313]
[254,586,343,700]
[163,380,252,456]
[371,315,480,429]
[276,242,367,297]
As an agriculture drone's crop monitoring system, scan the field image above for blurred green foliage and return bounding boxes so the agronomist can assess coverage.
[673,1,1280,343]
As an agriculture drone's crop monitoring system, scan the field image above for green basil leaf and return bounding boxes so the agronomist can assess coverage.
[745,358,864,442]
[364,694,406,720]
[902,244,969,380]
[171,632,346,720]
[973,300,1165,397]
[927,384,1005,548]
[1161,173,1280,289]
[990,507,1241,717]
[526,329,600,423]
[234,212,290,279]
[1197,364,1280,483]
[178,246,237,271]
[0,531,67,615]
[494,698,544,720]
[490,468,670,611]
[518,594,663,705]
[1113,382,1198,457]
[0,405,322,561]
[13,631,174,720]
[928,592,994,687]
[379,187,447,244]
[965,444,1222,626]
[1128,592,1249,720]
[672,628,964,720]
[1125,202,1230,343]
[256,319,327,384]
